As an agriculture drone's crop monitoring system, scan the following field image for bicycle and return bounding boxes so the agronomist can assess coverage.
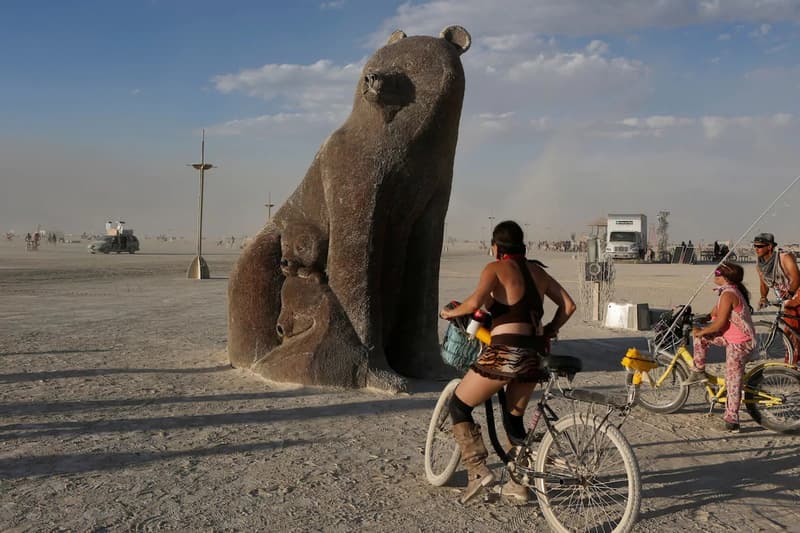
[623,308,800,433]
[753,291,800,366]
[425,313,642,533]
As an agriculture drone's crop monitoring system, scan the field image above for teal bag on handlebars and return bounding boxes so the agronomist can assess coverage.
[441,322,482,372]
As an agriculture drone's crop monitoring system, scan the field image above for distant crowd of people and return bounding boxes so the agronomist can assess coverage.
[535,240,586,252]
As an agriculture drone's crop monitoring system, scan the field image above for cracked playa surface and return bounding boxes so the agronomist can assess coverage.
[1,240,798,531]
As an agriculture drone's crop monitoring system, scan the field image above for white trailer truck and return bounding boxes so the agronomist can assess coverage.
[605,214,647,260]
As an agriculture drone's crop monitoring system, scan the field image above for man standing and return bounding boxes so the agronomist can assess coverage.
[754,232,800,365]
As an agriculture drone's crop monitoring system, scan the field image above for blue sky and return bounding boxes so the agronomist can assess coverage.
[2,1,800,242]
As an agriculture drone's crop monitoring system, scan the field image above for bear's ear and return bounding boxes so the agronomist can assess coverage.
[440,25,471,54]
[387,30,407,45]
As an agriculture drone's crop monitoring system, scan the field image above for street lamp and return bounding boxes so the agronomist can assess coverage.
[265,192,275,224]
[524,222,531,249]
[187,129,214,279]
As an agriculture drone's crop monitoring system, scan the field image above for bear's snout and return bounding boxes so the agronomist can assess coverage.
[362,71,414,110]
[363,73,383,99]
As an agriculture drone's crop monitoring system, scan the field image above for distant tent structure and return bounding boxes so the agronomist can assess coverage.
[656,211,670,263]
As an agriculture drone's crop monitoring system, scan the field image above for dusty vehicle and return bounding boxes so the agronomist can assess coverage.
[88,234,140,254]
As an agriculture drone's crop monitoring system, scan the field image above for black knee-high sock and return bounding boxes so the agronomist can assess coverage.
[505,412,527,444]
[449,393,475,425]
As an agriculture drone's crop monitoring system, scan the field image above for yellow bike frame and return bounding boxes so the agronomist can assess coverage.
[640,346,788,407]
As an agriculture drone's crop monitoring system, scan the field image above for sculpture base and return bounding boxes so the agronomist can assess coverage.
[187,256,210,279]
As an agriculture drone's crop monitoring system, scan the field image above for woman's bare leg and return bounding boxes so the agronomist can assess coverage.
[454,369,508,406]
[504,381,538,416]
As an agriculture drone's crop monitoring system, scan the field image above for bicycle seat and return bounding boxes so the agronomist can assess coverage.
[545,354,582,375]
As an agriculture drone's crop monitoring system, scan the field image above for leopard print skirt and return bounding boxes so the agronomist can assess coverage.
[471,342,548,383]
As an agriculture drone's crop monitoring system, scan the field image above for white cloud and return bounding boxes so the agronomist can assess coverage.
[516,113,790,142]
[206,112,345,137]
[211,29,649,139]
[701,114,794,139]
[750,22,772,37]
[530,117,552,131]
[473,111,515,132]
[579,115,696,139]
[506,52,644,82]
[212,59,363,111]
[718,32,732,40]
[745,65,800,81]
[131,88,141,95]
[586,39,609,56]
[772,112,793,126]
[482,33,539,52]
[320,1,345,9]
[369,0,800,45]
[766,42,790,54]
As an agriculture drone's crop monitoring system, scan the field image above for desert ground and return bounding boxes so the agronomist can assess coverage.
[1,238,798,532]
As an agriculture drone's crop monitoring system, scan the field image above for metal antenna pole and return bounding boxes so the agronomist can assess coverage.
[265,192,275,224]
[198,130,205,260]
[187,129,214,279]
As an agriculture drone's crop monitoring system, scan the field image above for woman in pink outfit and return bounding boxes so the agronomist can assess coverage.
[684,261,756,432]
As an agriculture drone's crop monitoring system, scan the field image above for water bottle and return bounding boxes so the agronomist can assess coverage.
[466,309,486,338]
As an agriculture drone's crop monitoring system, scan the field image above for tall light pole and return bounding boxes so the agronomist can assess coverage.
[187,129,214,279]
[265,192,275,224]
[524,222,531,250]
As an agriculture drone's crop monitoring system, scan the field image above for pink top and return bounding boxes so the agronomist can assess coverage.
[719,286,755,344]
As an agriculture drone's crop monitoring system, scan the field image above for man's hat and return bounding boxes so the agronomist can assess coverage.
[753,232,776,245]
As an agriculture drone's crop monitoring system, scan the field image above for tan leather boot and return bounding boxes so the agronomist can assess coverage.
[452,422,495,503]
[492,478,529,502]
[494,444,530,502]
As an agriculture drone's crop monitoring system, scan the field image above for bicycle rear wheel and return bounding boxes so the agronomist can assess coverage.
[744,366,800,434]
[424,378,462,486]
[535,413,641,533]
[754,323,795,363]
[626,351,689,413]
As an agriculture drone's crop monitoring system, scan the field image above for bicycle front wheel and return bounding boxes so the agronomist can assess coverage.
[744,365,800,433]
[535,413,641,533]
[754,323,795,363]
[626,351,689,413]
[424,378,462,486]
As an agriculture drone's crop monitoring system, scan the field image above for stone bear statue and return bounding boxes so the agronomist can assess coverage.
[227,26,471,391]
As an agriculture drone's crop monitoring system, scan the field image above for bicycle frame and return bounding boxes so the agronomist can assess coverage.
[756,304,800,356]
[503,372,636,485]
[648,346,789,407]
[482,364,637,475]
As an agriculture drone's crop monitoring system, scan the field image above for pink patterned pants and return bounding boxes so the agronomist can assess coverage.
[693,334,754,424]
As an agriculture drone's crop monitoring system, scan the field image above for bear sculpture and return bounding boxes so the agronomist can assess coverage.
[227,26,471,391]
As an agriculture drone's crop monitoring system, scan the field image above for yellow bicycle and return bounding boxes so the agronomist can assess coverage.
[622,308,800,433]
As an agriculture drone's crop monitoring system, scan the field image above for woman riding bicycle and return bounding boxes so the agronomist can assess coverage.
[438,220,575,503]
[684,261,756,432]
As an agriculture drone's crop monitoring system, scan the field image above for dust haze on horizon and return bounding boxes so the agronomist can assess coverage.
[2,1,799,245]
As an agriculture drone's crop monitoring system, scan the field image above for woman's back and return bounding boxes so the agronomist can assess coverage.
[492,260,546,305]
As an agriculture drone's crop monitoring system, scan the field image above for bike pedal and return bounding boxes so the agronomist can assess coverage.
[483,492,500,504]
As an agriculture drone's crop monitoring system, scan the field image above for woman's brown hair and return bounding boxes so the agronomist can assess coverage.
[718,261,751,307]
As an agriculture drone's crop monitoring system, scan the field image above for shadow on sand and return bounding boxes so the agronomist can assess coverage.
[0,364,233,384]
